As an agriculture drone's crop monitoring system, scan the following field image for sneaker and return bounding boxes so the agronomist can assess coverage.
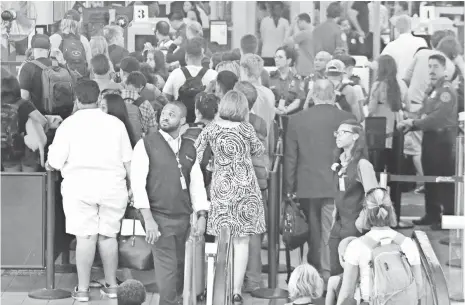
[72,287,90,302]
[100,283,118,299]
[414,185,425,194]
[233,294,243,305]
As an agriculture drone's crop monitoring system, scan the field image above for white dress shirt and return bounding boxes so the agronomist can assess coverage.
[131,130,210,212]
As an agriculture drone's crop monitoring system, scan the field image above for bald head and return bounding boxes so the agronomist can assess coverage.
[314,51,332,72]
[395,15,411,34]
[312,79,335,105]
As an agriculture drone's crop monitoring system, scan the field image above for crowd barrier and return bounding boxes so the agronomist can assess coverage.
[28,171,71,300]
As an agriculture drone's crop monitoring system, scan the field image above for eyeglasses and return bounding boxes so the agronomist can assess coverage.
[334,130,354,137]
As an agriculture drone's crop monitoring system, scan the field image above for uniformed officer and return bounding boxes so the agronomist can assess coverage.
[398,54,458,230]
[270,46,306,116]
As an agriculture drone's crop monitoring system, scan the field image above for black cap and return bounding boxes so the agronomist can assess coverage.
[120,56,141,73]
[31,34,51,49]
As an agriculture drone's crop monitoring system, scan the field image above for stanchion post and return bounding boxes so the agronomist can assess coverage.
[29,171,71,300]
[252,150,288,300]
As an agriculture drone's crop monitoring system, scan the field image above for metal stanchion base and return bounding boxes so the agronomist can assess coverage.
[446,258,463,268]
[394,220,414,229]
[55,264,77,274]
[440,236,463,246]
[28,288,71,300]
[262,264,293,274]
[261,244,287,251]
[450,292,465,302]
[251,288,288,299]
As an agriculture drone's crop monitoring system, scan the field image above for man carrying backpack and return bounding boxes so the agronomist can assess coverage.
[326,60,363,122]
[163,37,217,124]
[121,71,158,138]
[49,9,91,80]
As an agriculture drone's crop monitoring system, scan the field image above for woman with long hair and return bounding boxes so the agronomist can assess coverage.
[368,55,408,147]
[100,94,138,148]
[183,1,202,26]
[328,119,380,276]
[90,36,115,78]
[144,49,168,85]
[195,90,266,304]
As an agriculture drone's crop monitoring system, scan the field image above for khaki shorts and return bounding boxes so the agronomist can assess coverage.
[404,130,423,156]
[62,191,128,238]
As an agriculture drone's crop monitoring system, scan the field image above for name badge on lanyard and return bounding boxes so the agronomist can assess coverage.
[176,156,187,190]
[339,176,346,192]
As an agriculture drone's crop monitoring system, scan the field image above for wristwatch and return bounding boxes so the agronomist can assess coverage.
[197,210,208,219]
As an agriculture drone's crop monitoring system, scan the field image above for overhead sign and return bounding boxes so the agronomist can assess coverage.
[133,5,149,22]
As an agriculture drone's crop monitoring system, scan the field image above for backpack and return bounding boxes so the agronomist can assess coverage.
[361,233,418,305]
[335,83,353,113]
[183,124,213,193]
[1,99,26,157]
[123,97,145,141]
[178,67,208,124]
[31,60,75,117]
[59,33,88,79]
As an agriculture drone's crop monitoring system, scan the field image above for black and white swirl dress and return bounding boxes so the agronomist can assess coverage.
[195,121,267,237]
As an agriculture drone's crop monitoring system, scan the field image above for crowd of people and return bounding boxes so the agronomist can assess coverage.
[1,1,464,305]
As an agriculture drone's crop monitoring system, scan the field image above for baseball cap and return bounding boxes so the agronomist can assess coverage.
[31,34,51,49]
[120,56,141,73]
[326,59,345,75]
[64,9,81,22]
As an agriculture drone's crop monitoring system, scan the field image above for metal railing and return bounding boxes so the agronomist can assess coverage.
[211,226,233,305]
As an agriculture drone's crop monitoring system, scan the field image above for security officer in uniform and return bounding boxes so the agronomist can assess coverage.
[398,54,458,230]
[270,46,306,116]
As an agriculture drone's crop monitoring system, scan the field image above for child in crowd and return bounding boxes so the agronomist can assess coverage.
[286,263,324,305]
[325,237,361,305]
[117,279,146,305]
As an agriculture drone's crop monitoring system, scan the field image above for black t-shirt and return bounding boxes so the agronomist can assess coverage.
[351,1,370,34]
[18,99,37,134]
[19,57,52,113]
[108,44,129,71]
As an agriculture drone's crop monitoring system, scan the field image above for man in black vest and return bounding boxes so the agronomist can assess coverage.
[131,101,209,305]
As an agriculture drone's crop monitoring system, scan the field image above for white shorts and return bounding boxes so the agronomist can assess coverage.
[62,191,128,238]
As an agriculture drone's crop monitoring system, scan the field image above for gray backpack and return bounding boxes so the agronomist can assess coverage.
[361,233,418,305]
[123,97,144,141]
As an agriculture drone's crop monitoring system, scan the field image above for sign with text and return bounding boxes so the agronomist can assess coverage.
[133,5,149,22]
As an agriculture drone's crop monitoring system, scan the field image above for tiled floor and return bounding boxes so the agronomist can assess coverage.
[2,192,464,305]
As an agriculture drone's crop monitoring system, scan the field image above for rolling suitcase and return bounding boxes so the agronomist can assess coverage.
[183,217,206,305]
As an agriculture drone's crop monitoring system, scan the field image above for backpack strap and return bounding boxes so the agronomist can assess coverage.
[195,67,208,81]
[181,67,193,79]
[360,235,379,251]
[133,97,145,108]
[391,232,407,246]
[31,60,48,71]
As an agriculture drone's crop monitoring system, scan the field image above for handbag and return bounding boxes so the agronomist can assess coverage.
[118,212,154,271]
[279,197,308,251]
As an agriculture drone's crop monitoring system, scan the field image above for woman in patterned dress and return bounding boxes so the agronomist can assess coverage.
[195,90,266,304]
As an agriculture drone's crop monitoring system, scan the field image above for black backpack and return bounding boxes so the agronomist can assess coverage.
[59,33,88,80]
[335,83,353,113]
[178,67,208,124]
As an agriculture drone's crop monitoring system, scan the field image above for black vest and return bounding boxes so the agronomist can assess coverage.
[144,131,197,218]
[335,158,366,228]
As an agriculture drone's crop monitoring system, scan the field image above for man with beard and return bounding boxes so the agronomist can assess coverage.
[398,54,457,230]
[131,101,209,305]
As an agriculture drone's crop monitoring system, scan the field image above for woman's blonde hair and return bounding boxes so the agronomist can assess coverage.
[218,90,249,122]
[362,188,398,228]
[216,60,241,77]
[240,54,264,79]
[287,263,324,301]
[186,21,203,38]
[60,18,81,36]
[103,25,124,47]
[90,36,110,58]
